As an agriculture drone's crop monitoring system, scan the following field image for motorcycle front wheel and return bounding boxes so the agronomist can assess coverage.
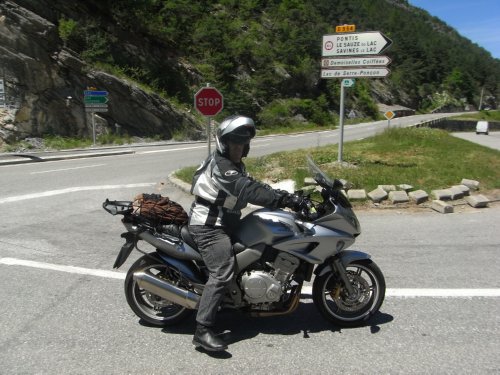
[312,259,385,327]
[124,253,193,327]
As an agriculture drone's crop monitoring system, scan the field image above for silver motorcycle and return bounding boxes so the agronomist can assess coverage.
[103,157,385,327]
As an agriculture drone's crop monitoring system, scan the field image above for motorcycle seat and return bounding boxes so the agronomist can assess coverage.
[158,224,182,238]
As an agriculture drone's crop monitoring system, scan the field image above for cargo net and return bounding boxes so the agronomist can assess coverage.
[132,193,188,226]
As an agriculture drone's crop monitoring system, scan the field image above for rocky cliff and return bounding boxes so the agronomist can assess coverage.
[0,0,200,147]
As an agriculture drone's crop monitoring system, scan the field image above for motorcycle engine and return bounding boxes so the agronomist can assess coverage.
[240,252,300,305]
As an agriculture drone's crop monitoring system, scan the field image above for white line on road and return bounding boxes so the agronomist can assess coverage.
[1,257,499,298]
[0,257,125,279]
[252,143,271,148]
[30,164,106,174]
[0,183,156,204]
[138,145,206,154]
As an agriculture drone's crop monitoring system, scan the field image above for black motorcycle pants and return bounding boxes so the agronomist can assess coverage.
[188,225,234,327]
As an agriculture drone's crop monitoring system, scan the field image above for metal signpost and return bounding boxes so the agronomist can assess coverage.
[0,79,5,108]
[321,28,393,163]
[84,89,109,146]
[384,110,395,128]
[194,84,224,156]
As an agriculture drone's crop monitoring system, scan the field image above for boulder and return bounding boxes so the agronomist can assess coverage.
[0,0,201,144]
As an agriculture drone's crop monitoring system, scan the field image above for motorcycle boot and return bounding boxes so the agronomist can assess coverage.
[192,324,228,352]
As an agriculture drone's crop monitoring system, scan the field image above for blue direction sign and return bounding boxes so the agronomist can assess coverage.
[84,90,108,96]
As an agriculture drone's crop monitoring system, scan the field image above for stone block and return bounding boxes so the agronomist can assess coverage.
[431,200,454,214]
[303,177,316,186]
[339,179,353,190]
[465,194,490,208]
[409,190,429,204]
[448,186,464,200]
[302,185,316,193]
[397,184,413,192]
[431,189,452,201]
[347,189,367,200]
[453,184,470,196]
[461,178,480,191]
[368,187,388,203]
[378,184,396,192]
[389,190,409,203]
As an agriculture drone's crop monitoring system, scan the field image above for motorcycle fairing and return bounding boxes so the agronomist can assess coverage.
[156,252,205,284]
[236,209,300,247]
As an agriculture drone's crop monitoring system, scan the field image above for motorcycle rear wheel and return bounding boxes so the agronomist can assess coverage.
[124,253,193,326]
[312,259,385,327]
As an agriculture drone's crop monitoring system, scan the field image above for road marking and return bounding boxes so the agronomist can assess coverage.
[139,145,205,154]
[30,164,106,174]
[383,288,500,298]
[0,257,125,279]
[0,183,155,204]
[252,143,270,148]
[1,257,499,298]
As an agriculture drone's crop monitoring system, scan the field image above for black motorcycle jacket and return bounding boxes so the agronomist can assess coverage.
[189,152,284,228]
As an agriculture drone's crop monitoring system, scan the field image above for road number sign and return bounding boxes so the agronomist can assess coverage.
[194,87,223,116]
[342,79,355,87]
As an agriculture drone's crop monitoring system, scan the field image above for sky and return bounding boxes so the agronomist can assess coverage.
[408,0,500,59]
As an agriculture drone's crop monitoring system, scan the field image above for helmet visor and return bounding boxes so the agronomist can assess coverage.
[225,127,252,144]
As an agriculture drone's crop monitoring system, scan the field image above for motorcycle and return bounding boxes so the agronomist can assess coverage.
[102,157,385,327]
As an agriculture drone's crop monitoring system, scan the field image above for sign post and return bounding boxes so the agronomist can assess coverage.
[194,84,224,156]
[84,89,109,146]
[321,27,393,163]
[0,78,6,109]
[384,110,395,128]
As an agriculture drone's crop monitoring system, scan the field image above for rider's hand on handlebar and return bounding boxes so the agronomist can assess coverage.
[280,193,309,212]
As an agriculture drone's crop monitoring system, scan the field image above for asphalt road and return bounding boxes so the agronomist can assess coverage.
[452,131,500,151]
[1,114,499,374]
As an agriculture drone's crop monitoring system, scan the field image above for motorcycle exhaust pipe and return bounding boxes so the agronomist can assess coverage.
[134,271,199,310]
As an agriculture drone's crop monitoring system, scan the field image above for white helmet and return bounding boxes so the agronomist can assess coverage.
[216,115,256,156]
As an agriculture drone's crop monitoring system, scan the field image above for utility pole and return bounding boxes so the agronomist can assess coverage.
[479,87,484,110]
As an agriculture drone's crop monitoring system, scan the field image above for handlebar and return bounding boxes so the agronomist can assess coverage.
[295,197,318,221]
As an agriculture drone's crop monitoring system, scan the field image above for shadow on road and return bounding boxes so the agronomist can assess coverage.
[136,301,394,351]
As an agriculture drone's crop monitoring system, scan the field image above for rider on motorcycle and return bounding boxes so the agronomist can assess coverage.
[188,115,303,351]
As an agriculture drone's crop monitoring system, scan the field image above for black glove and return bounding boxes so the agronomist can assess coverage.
[279,193,305,211]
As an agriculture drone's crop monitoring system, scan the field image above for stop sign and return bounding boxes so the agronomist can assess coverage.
[194,87,224,116]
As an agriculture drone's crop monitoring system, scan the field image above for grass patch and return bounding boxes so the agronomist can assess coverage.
[256,116,375,136]
[175,127,500,193]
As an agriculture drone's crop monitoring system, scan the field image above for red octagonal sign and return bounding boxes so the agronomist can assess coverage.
[194,87,224,116]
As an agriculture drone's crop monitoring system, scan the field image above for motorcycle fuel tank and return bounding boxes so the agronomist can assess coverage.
[236,209,300,247]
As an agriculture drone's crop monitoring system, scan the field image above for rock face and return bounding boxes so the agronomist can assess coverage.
[0,1,200,144]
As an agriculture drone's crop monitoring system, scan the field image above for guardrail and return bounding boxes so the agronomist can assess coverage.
[414,118,500,131]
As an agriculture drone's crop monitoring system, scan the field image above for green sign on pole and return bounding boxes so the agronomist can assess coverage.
[84,96,108,104]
